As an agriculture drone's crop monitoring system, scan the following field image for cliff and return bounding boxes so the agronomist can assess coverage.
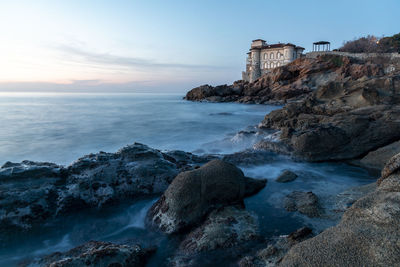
[186,54,400,167]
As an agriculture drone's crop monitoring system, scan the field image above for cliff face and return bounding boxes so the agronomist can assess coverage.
[185,55,396,104]
[187,54,400,163]
[259,56,400,162]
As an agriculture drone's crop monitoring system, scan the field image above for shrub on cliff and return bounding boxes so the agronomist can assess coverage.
[339,33,400,53]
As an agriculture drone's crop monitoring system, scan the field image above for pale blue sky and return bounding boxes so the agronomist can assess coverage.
[0,0,398,92]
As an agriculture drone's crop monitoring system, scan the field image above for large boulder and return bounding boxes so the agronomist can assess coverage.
[146,159,267,234]
[280,153,400,266]
[25,241,155,267]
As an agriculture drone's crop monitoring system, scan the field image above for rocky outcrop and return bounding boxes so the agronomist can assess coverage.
[187,54,400,162]
[284,191,322,218]
[25,241,155,267]
[280,153,400,266]
[258,55,400,162]
[0,143,211,236]
[146,159,267,234]
[185,56,347,104]
[275,170,298,183]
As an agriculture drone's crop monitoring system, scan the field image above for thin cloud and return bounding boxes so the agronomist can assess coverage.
[55,45,226,71]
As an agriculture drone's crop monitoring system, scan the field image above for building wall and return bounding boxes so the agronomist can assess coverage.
[244,45,304,82]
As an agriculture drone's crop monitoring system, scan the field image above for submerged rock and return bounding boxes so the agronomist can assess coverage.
[275,170,298,183]
[284,191,322,218]
[25,241,155,267]
[146,159,267,234]
[280,153,400,266]
[0,143,211,236]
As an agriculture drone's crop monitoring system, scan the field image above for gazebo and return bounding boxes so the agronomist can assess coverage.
[313,41,330,51]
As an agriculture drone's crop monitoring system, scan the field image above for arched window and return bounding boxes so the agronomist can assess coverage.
[285,50,289,58]
[270,53,274,59]
[277,62,280,67]
[264,53,267,60]
[264,62,267,69]
[277,52,281,59]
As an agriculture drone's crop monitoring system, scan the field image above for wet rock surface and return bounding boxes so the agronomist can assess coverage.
[146,159,266,234]
[284,191,322,218]
[24,241,155,267]
[178,205,259,253]
[275,170,298,183]
[238,227,313,267]
[171,205,260,266]
[0,143,211,236]
[280,153,400,266]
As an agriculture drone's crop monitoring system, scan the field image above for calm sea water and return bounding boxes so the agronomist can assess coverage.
[0,92,375,266]
[0,92,275,165]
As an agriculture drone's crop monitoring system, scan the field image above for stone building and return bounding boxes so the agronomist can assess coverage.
[242,39,305,82]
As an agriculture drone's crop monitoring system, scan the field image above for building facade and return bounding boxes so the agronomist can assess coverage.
[242,39,305,82]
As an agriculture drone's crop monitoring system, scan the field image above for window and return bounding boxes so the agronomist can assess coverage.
[264,62,267,69]
[270,53,274,59]
[285,50,289,57]
[264,53,268,60]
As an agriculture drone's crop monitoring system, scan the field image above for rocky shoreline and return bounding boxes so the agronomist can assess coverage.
[2,54,400,266]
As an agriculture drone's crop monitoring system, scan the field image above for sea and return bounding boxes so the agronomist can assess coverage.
[0,92,375,266]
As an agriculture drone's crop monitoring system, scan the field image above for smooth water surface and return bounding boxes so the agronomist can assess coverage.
[0,92,276,165]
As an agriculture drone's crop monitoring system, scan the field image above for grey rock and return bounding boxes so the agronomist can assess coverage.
[357,140,400,172]
[222,149,278,167]
[280,153,400,266]
[284,191,322,218]
[275,170,298,183]
[25,241,155,267]
[178,205,259,253]
[146,159,267,234]
[0,143,210,236]
[237,227,313,267]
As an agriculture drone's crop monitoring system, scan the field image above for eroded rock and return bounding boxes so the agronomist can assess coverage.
[146,159,267,234]
[0,143,211,236]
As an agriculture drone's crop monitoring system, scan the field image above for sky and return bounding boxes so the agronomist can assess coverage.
[0,0,399,93]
